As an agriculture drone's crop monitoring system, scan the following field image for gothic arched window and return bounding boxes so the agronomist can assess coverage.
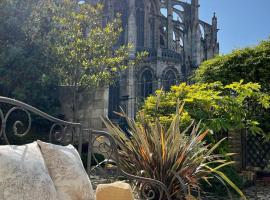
[136,0,145,47]
[163,70,177,91]
[141,70,153,98]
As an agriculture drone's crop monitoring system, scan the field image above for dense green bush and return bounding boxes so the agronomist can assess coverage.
[193,39,270,91]
[140,81,269,139]
[192,39,270,137]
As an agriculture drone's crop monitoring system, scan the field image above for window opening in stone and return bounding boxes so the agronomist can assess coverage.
[141,70,153,98]
[160,8,167,18]
[173,11,183,23]
[173,5,184,12]
[199,24,205,39]
[163,70,177,91]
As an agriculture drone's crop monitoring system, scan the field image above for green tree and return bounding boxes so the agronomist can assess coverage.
[192,39,270,137]
[0,0,60,114]
[193,39,270,91]
[1,0,144,120]
[29,0,144,121]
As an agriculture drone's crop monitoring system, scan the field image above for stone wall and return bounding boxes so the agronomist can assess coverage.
[59,86,109,130]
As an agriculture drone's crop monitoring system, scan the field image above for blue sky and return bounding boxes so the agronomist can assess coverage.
[199,0,270,54]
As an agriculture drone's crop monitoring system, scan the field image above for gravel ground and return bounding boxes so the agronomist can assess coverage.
[242,181,270,200]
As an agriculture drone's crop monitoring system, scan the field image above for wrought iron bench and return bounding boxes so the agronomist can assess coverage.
[0,96,171,200]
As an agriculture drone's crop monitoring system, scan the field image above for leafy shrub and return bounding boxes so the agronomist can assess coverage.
[103,104,246,200]
[193,39,270,91]
[140,81,269,139]
[192,39,270,137]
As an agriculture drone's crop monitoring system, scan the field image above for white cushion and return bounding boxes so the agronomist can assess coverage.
[0,142,58,200]
[37,140,94,200]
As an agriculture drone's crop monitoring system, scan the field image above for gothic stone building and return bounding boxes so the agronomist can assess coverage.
[60,0,270,175]
[105,0,219,120]
[60,0,219,129]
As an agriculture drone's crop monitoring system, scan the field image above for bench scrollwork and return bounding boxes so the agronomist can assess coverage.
[0,96,82,154]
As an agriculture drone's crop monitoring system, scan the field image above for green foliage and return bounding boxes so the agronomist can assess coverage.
[0,0,60,114]
[103,104,246,199]
[36,1,133,88]
[28,0,146,89]
[192,39,270,138]
[140,81,270,139]
[1,0,143,119]
[25,0,145,121]
[193,39,270,91]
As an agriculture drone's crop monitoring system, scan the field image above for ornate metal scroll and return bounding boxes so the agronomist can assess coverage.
[0,106,32,144]
[0,96,171,199]
[0,96,82,154]
[87,129,172,200]
[86,129,118,178]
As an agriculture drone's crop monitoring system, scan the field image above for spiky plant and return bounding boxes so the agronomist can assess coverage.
[102,102,246,200]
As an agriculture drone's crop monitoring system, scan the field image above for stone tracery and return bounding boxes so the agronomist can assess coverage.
[95,0,219,118]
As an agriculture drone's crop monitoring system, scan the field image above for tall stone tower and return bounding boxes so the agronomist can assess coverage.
[90,0,219,122]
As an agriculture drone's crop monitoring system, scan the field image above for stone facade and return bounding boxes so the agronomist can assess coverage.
[60,0,219,130]
[103,0,219,120]
[59,86,109,129]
